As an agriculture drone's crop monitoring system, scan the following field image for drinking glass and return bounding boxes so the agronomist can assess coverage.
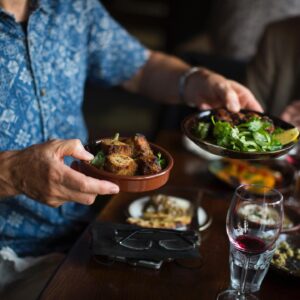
[286,140,300,170]
[217,184,283,300]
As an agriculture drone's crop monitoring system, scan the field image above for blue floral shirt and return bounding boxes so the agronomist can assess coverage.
[0,0,149,256]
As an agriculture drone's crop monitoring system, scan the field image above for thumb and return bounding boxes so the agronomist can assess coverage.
[57,139,94,161]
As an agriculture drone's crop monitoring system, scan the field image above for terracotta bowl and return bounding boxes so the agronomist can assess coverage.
[74,140,174,193]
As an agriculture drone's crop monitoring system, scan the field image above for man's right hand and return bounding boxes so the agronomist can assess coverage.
[0,139,120,207]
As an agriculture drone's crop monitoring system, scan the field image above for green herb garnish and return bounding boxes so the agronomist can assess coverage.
[195,122,210,140]
[113,133,119,141]
[157,152,166,168]
[91,150,106,168]
[197,116,283,152]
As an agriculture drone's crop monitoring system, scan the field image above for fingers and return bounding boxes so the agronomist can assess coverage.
[195,70,262,112]
[47,189,97,206]
[199,103,212,110]
[210,81,239,112]
[229,81,263,112]
[62,164,119,199]
[16,140,119,208]
[63,165,119,194]
[281,109,292,122]
[55,139,94,161]
[226,90,240,113]
[42,165,120,207]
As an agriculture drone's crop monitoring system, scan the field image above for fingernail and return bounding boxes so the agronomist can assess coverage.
[227,91,240,112]
[227,102,239,112]
[110,185,119,194]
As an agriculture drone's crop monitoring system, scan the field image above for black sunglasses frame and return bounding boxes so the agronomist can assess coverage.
[114,228,199,251]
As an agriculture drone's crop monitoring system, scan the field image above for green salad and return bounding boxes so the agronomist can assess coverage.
[195,113,284,152]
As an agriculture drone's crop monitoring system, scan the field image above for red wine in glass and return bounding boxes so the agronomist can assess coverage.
[233,235,267,254]
[218,184,283,300]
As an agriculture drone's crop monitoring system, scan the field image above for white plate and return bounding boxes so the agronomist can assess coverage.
[127,195,209,230]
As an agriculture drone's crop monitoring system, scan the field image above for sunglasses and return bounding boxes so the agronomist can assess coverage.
[114,228,199,251]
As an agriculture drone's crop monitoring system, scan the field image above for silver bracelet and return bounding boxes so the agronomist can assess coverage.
[179,67,201,107]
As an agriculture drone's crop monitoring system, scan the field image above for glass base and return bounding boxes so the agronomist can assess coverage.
[217,289,259,300]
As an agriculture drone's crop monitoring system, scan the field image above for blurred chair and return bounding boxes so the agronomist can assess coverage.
[246,17,300,116]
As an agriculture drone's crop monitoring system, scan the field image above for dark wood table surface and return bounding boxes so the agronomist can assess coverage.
[40,131,299,300]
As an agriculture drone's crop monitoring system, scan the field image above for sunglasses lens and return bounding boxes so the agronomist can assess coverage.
[119,238,152,251]
[158,239,195,251]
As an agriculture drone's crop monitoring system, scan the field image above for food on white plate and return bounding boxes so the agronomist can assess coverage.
[127,194,193,229]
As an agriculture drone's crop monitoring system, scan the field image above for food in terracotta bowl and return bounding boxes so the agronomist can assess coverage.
[75,134,173,192]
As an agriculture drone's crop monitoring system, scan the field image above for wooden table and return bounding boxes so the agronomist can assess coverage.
[39,131,299,300]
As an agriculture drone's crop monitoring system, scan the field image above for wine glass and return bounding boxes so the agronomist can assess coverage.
[217,184,283,300]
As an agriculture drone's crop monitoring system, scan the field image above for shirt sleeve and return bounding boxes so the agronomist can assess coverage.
[87,0,150,86]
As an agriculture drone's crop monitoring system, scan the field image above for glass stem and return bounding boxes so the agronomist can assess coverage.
[240,254,249,296]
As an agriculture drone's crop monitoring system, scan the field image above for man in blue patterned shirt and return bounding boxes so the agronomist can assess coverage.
[0,0,262,297]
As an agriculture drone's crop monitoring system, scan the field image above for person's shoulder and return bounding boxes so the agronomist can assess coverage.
[259,16,300,60]
[265,17,300,37]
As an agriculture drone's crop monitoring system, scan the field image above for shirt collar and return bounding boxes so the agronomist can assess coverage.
[0,0,52,20]
[0,7,15,19]
[33,0,53,14]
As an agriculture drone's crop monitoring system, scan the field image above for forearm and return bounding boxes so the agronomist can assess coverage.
[123,50,262,112]
[0,150,20,197]
[122,51,190,104]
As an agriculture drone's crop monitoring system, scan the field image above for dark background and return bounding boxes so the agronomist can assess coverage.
[83,0,244,141]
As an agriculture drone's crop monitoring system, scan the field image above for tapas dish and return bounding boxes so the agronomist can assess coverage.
[271,234,300,278]
[208,159,294,190]
[127,194,193,229]
[75,134,173,192]
[182,108,299,159]
[127,194,210,230]
[209,159,299,232]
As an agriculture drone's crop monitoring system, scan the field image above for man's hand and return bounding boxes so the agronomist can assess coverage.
[123,51,263,113]
[4,139,119,207]
[281,100,300,129]
[185,68,263,112]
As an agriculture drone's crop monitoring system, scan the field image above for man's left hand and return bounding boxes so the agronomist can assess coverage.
[184,68,263,112]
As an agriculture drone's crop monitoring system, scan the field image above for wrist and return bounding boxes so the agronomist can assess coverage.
[179,67,207,107]
[0,150,21,196]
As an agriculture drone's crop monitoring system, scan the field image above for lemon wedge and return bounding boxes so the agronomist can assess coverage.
[273,128,299,145]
